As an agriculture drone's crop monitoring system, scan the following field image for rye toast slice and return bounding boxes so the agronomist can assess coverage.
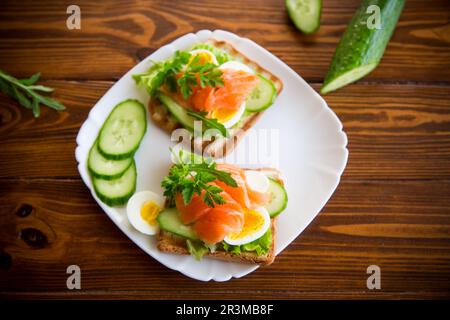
[156,168,284,265]
[148,39,283,158]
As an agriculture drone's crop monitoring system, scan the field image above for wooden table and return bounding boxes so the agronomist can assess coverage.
[1,0,449,300]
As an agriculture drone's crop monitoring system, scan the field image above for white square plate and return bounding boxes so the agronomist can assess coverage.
[75,30,348,281]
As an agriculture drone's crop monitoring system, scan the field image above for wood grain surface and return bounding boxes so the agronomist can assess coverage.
[1,0,450,300]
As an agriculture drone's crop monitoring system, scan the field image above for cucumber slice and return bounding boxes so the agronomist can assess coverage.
[92,161,136,207]
[98,99,147,160]
[286,0,322,34]
[88,140,133,180]
[321,0,405,94]
[245,75,277,112]
[158,94,196,131]
[157,208,199,240]
[265,178,288,218]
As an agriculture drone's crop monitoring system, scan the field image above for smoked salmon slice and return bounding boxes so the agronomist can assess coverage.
[190,69,259,112]
[174,164,270,244]
[176,185,243,225]
[216,163,270,209]
[194,207,244,244]
[215,164,252,210]
[247,187,272,206]
[175,192,212,225]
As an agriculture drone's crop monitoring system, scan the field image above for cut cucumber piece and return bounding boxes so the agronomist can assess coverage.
[88,140,133,180]
[158,94,196,131]
[98,99,147,160]
[265,178,288,218]
[321,0,405,94]
[245,75,277,112]
[286,0,322,34]
[92,161,136,207]
[157,208,199,240]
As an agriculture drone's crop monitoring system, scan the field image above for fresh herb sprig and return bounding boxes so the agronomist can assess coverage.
[161,149,237,208]
[133,51,224,100]
[133,50,191,96]
[187,110,228,137]
[0,70,65,117]
[177,56,224,99]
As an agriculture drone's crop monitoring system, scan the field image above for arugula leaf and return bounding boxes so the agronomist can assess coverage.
[177,61,223,99]
[134,49,225,112]
[0,70,65,117]
[31,98,40,117]
[19,72,40,86]
[161,149,237,208]
[28,85,54,92]
[12,86,31,109]
[187,110,228,137]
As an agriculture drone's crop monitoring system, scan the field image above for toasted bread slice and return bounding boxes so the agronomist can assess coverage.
[156,168,284,265]
[148,39,283,158]
[158,221,276,265]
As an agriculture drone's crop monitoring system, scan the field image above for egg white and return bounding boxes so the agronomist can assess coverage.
[126,191,165,235]
[219,61,254,73]
[223,206,270,246]
[189,49,218,65]
[244,170,270,194]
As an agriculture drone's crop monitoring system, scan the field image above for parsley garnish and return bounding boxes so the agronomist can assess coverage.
[161,149,237,208]
[133,50,224,99]
[177,57,224,99]
[133,50,191,96]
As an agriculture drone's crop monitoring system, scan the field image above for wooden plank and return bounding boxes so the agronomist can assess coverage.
[1,81,449,180]
[0,178,449,298]
[2,291,450,300]
[0,0,449,82]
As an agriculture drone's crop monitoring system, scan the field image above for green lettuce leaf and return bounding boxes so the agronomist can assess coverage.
[133,51,191,96]
[186,239,209,261]
[222,228,272,256]
[132,62,165,96]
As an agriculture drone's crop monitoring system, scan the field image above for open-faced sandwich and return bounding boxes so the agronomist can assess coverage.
[133,41,283,157]
[125,150,288,264]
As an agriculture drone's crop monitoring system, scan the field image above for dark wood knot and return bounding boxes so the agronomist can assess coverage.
[20,228,48,248]
[0,253,12,270]
[136,47,154,61]
[16,204,33,217]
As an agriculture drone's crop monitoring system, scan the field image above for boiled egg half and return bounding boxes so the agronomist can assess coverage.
[244,170,270,194]
[209,61,255,128]
[219,61,254,74]
[210,101,246,129]
[189,49,218,66]
[126,191,164,235]
[224,206,270,246]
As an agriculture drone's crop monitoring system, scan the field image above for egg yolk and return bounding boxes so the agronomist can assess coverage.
[189,52,214,66]
[140,201,160,226]
[228,210,265,240]
[211,107,238,123]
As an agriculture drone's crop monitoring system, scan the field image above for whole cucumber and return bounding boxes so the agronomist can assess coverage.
[321,0,405,94]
